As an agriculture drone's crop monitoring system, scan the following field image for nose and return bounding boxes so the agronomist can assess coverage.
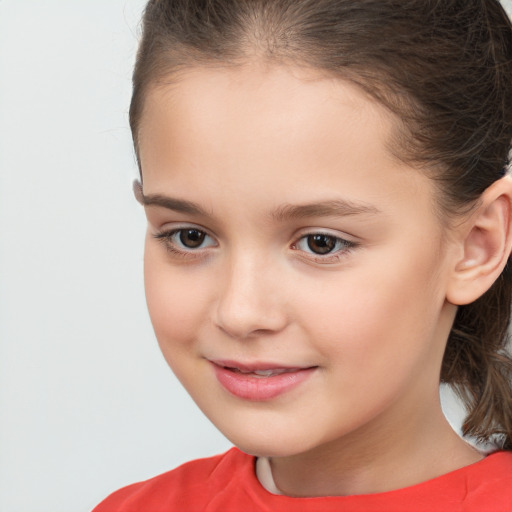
[214,253,288,339]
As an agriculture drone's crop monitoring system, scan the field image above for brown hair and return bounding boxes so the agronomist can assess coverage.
[130,0,512,448]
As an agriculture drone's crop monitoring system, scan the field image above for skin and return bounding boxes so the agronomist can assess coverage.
[137,63,485,497]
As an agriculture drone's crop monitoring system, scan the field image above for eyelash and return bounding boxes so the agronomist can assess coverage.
[153,227,358,264]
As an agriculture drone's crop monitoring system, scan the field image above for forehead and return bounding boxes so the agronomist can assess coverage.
[138,63,395,173]
[137,63,438,225]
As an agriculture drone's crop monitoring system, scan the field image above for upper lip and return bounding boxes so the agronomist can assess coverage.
[210,359,315,372]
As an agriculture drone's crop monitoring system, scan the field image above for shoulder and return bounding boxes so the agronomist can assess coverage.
[92,447,254,512]
[383,450,512,512]
[458,450,512,509]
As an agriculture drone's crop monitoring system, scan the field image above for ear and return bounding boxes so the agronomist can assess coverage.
[133,179,144,204]
[447,176,512,306]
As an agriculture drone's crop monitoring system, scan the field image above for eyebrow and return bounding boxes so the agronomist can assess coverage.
[270,199,381,221]
[135,181,210,216]
[134,181,381,220]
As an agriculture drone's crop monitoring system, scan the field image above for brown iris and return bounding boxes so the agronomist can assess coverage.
[179,229,206,248]
[306,234,337,254]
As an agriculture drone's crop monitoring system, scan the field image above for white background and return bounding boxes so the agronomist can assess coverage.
[1,1,511,511]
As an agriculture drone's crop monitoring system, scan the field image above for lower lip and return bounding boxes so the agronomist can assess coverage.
[212,364,315,401]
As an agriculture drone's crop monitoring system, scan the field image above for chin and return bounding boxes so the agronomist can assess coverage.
[218,423,319,459]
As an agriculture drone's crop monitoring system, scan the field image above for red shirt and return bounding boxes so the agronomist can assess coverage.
[93,448,512,511]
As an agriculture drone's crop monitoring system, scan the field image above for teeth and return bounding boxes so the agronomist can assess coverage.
[253,369,282,377]
[227,366,299,377]
[238,368,292,377]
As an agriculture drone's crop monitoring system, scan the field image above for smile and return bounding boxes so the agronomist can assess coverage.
[210,361,317,401]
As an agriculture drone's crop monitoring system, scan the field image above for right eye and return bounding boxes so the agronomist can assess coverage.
[153,227,217,253]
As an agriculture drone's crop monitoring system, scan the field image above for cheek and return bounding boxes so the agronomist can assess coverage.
[296,242,446,371]
[143,239,211,356]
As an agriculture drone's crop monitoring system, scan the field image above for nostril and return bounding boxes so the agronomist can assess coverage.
[215,312,287,340]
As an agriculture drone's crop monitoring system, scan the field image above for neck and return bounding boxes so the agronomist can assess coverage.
[267,397,482,497]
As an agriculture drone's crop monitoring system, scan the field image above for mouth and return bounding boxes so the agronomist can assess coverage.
[210,360,317,401]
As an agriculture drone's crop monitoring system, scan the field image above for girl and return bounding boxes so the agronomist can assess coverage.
[94,0,512,510]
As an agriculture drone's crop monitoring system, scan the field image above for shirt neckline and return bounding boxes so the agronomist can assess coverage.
[253,450,503,500]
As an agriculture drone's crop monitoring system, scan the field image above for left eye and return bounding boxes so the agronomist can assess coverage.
[295,233,353,255]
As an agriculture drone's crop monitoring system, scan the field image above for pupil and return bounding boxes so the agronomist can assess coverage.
[180,229,205,248]
[307,234,335,254]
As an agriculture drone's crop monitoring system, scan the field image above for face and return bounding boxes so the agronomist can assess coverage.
[138,64,459,458]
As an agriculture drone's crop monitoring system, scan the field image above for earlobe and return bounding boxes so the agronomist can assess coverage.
[447,176,512,306]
